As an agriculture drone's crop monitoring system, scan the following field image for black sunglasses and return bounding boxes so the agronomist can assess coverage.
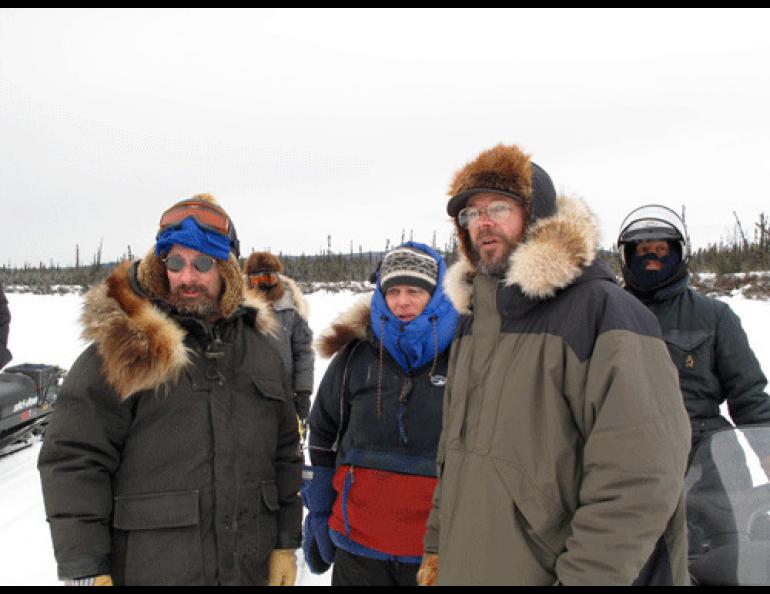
[163,254,216,273]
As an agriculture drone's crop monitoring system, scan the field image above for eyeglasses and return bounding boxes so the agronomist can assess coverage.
[458,201,515,229]
[164,254,217,273]
[158,199,231,237]
[249,271,279,287]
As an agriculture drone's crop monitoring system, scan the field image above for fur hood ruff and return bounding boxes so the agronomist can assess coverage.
[315,293,373,359]
[81,259,277,400]
[245,274,310,322]
[445,195,600,314]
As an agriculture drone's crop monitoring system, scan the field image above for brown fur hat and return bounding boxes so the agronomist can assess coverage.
[447,144,557,261]
[244,252,283,275]
[243,252,285,302]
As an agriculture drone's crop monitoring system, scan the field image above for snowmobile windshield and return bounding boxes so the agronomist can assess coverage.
[685,426,770,586]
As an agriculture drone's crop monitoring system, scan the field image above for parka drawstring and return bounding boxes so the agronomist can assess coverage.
[376,316,386,420]
[428,316,439,378]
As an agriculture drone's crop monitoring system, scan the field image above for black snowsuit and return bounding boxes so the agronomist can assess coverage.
[628,273,770,450]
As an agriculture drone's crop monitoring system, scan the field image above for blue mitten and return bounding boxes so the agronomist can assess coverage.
[301,465,337,574]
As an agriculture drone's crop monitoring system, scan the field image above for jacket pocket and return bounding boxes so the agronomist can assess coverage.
[260,480,280,512]
[113,490,204,585]
[492,459,568,569]
[257,480,279,561]
[251,374,288,402]
[664,330,713,383]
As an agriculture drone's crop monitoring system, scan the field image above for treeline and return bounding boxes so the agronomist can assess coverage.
[689,212,770,273]
[0,247,460,294]
[3,213,769,294]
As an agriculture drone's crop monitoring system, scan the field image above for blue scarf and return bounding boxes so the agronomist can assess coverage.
[370,242,459,373]
[155,217,231,260]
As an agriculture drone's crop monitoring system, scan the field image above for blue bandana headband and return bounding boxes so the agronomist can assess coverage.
[155,217,231,261]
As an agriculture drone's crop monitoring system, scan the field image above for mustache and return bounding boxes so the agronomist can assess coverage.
[172,284,211,297]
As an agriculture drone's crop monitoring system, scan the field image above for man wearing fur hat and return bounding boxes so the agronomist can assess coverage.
[38,195,303,586]
[244,252,314,428]
[417,145,691,586]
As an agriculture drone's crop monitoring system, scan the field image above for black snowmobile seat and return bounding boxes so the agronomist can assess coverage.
[0,372,37,409]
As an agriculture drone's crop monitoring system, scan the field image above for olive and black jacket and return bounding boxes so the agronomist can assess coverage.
[629,273,770,450]
[38,254,303,586]
[425,197,692,585]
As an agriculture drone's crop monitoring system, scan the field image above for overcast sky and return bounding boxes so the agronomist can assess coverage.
[1,8,769,267]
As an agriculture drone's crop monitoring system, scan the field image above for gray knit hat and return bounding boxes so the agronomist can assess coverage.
[380,247,438,294]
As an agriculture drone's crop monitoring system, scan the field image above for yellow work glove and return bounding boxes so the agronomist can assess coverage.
[267,549,297,586]
[417,554,438,586]
[64,575,113,586]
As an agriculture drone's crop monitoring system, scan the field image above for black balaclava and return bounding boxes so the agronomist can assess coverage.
[624,240,687,296]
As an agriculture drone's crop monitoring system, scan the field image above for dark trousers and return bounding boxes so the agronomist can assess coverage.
[332,549,419,587]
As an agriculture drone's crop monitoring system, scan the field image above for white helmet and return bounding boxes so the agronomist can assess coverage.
[617,204,690,267]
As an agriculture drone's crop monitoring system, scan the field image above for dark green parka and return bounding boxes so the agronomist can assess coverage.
[38,254,303,586]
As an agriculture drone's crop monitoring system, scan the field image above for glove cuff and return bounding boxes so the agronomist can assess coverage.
[301,465,336,512]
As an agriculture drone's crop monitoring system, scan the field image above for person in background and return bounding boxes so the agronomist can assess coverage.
[617,204,770,585]
[38,194,302,586]
[302,242,458,586]
[617,204,770,451]
[0,283,11,369]
[418,144,691,586]
[244,252,314,432]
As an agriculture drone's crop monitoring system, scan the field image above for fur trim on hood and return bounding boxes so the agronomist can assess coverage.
[244,274,310,322]
[81,259,277,400]
[279,274,310,321]
[444,195,600,313]
[314,292,373,359]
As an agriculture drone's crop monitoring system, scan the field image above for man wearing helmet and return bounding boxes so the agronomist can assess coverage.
[617,205,770,451]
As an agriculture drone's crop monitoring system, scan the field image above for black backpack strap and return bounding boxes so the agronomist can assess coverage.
[330,339,363,454]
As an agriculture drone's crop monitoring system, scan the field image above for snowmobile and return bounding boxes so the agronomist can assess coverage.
[0,363,63,456]
[686,425,770,586]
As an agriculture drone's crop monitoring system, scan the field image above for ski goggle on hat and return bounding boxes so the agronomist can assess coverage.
[249,271,279,287]
[157,198,232,238]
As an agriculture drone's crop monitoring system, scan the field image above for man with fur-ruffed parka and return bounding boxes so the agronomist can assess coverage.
[417,145,691,586]
[244,252,314,425]
[38,195,302,586]
[302,243,458,586]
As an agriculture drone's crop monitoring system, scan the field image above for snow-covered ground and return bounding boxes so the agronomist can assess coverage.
[1,289,769,585]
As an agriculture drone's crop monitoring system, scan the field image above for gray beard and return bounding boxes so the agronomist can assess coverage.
[168,287,219,318]
[478,257,510,278]
[473,246,514,279]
